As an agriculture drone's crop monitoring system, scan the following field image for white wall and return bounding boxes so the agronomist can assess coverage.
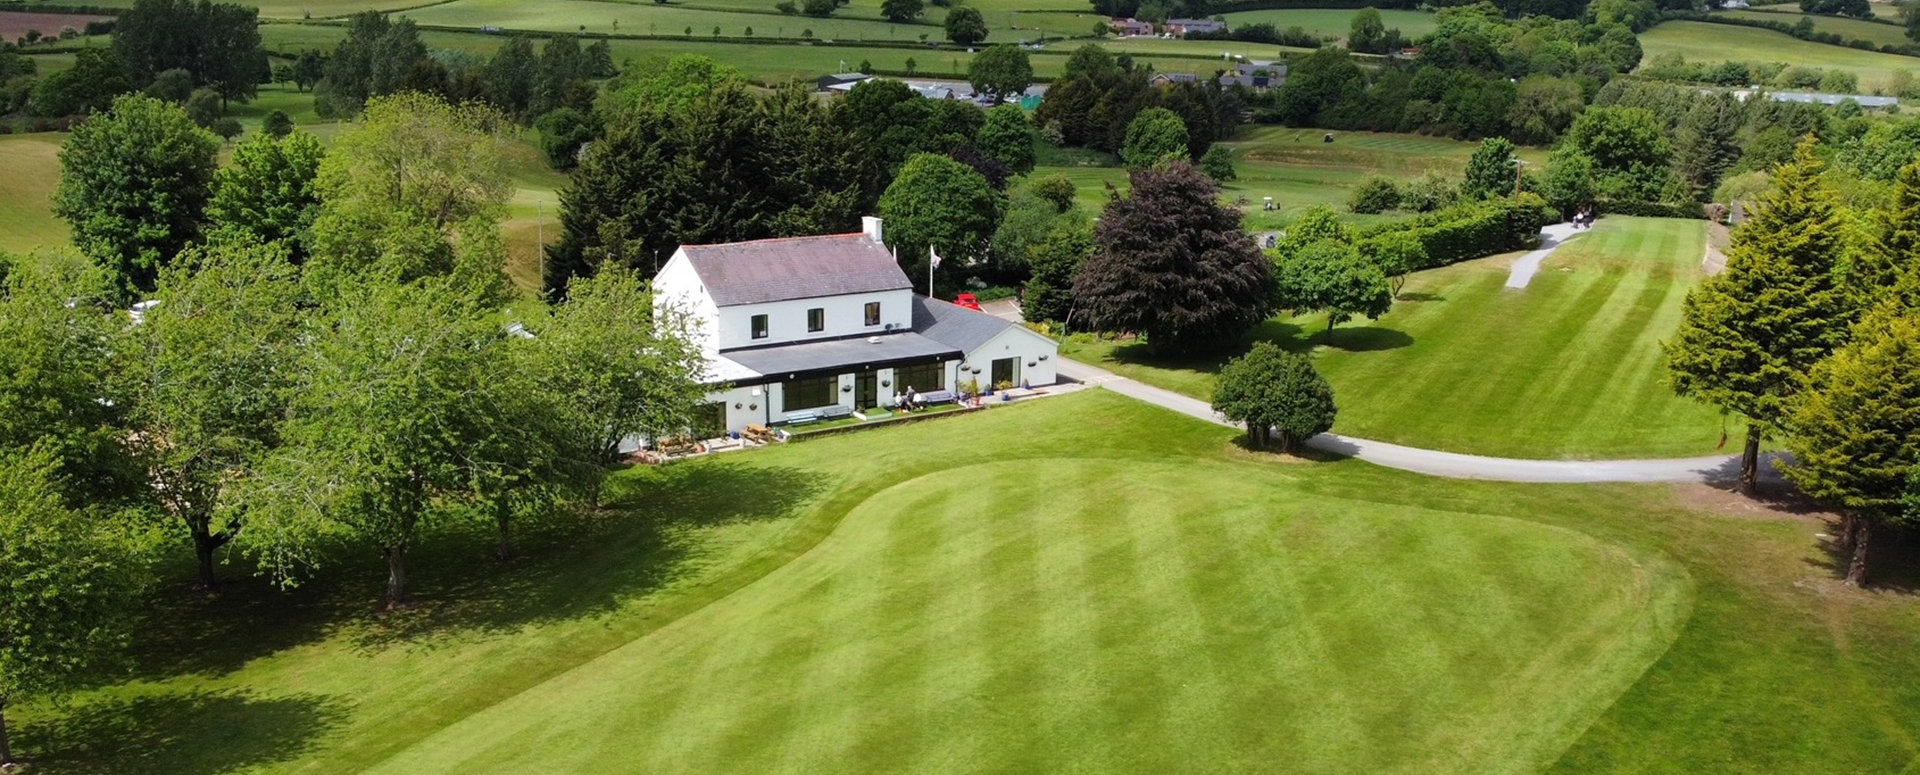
[715,289,914,350]
[958,326,1059,390]
[652,250,720,353]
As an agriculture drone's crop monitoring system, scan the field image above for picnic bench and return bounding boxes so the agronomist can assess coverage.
[743,424,778,443]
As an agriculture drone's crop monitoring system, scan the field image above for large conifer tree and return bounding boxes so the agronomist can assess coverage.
[1664,138,1852,494]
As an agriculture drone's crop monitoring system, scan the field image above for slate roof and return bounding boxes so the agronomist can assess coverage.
[912,296,1021,352]
[680,233,912,307]
[721,332,959,378]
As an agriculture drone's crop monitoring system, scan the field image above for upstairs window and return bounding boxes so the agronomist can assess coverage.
[807,307,825,332]
[751,314,768,339]
[864,301,881,326]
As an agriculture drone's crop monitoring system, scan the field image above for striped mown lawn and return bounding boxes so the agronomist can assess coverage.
[1639,20,1920,81]
[0,133,69,256]
[19,391,1920,774]
[1065,216,1724,459]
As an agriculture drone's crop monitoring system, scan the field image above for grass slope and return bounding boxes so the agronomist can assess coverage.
[0,133,70,256]
[15,390,1920,774]
[1640,20,1920,80]
[1064,216,1724,459]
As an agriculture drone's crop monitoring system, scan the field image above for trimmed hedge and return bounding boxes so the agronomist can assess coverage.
[1357,195,1555,270]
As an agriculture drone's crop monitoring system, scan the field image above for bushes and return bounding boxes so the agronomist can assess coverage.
[1348,176,1400,213]
[1595,199,1707,218]
[1356,195,1552,270]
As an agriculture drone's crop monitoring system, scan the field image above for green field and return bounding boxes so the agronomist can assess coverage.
[1747,0,1906,22]
[30,0,444,19]
[1036,130,1550,233]
[0,133,69,256]
[1220,7,1436,41]
[397,0,1100,41]
[1064,216,1726,459]
[13,389,1920,773]
[1718,9,1914,48]
[1640,20,1920,80]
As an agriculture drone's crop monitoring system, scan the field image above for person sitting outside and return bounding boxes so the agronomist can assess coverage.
[904,387,920,411]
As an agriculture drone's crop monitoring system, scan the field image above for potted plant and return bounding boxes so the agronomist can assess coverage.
[996,380,1014,401]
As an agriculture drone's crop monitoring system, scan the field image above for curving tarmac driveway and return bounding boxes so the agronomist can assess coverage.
[1055,359,1774,484]
[996,220,1777,485]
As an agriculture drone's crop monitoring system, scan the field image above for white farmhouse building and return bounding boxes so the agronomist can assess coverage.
[653,217,1060,433]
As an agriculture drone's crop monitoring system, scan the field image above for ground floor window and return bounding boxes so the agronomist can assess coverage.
[783,375,837,412]
[991,357,1020,388]
[895,362,945,393]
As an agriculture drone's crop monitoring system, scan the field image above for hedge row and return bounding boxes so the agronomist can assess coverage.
[0,1,121,14]
[1211,0,1419,11]
[1358,195,1556,270]
[1663,11,1920,58]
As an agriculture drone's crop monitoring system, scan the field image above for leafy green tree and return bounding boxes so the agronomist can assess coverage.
[292,49,325,91]
[976,103,1036,173]
[1673,94,1743,202]
[1023,221,1092,324]
[1121,107,1188,168]
[531,264,708,469]
[597,54,747,121]
[1348,7,1387,53]
[113,0,263,106]
[1462,136,1517,200]
[532,34,590,118]
[1664,138,1852,495]
[1508,75,1583,145]
[1030,174,1077,211]
[315,11,426,117]
[946,5,988,44]
[307,92,511,286]
[185,86,222,127]
[28,48,129,117]
[144,67,193,102]
[205,130,326,262]
[1276,239,1394,341]
[0,255,139,506]
[262,108,294,137]
[239,276,504,607]
[1360,230,1425,297]
[0,445,148,766]
[1562,106,1672,199]
[882,0,923,21]
[803,0,836,16]
[130,241,303,587]
[585,39,616,78]
[54,94,219,295]
[1856,162,1920,306]
[1075,162,1274,355]
[880,152,1005,293]
[1278,205,1354,253]
[968,44,1032,102]
[535,107,596,169]
[991,185,1083,279]
[1212,341,1337,451]
[1200,145,1236,183]
[1540,147,1596,217]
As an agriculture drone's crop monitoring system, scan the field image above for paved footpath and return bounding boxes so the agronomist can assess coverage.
[1505,222,1583,289]
[1054,359,1769,485]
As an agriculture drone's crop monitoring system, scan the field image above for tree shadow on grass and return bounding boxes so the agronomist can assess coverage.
[1805,516,1920,596]
[344,461,823,650]
[128,461,822,674]
[18,690,346,775]
[1395,291,1446,302]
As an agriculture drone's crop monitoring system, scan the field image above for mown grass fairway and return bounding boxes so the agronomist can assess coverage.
[1219,7,1436,40]
[0,133,69,255]
[14,390,1920,774]
[1065,216,1725,459]
[1640,20,1920,80]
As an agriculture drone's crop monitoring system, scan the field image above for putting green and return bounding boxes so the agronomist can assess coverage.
[360,458,1684,774]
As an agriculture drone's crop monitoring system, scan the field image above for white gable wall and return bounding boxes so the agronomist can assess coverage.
[950,325,1058,392]
[653,249,720,353]
[715,289,914,350]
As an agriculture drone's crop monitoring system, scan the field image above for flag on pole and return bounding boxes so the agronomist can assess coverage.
[929,246,943,268]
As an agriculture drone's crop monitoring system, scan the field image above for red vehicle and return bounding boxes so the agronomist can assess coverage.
[955,293,982,311]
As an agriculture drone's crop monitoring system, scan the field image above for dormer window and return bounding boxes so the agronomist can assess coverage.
[864,302,881,326]
[807,307,825,332]
[751,314,769,339]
